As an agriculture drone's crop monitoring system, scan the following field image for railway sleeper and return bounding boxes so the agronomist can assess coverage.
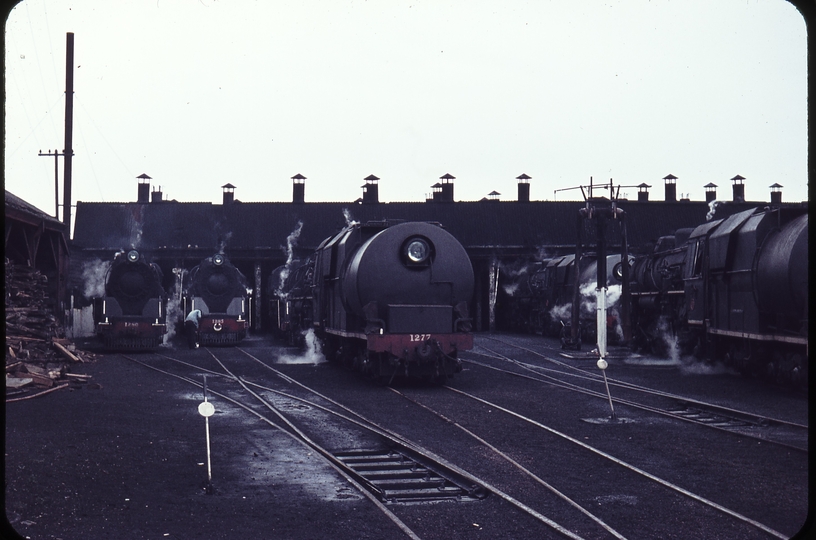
[334,449,487,503]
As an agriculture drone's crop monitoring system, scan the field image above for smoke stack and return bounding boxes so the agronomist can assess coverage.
[137,173,151,203]
[704,182,717,203]
[292,173,306,204]
[222,183,236,205]
[439,173,455,202]
[428,182,442,202]
[637,183,650,202]
[151,186,163,203]
[516,173,531,202]
[731,175,745,202]
[362,174,379,204]
[770,183,783,204]
[663,174,677,202]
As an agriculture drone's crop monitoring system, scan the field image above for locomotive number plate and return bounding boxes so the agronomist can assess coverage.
[409,334,431,342]
[123,322,139,328]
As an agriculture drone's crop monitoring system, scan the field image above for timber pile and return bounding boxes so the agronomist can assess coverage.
[5,260,97,401]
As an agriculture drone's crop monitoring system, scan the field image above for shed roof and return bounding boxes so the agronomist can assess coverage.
[5,190,65,230]
[72,199,720,257]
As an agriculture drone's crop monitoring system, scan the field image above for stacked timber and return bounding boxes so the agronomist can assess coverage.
[5,259,97,401]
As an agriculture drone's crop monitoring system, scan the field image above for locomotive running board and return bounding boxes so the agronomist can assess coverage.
[334,448,489,503]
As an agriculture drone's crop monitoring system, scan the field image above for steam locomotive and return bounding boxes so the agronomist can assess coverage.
[272,220,475,383]
[498,253,630,348]
[184,253,249,345]
[268,257,313,346]
[97,249,167,350]
[624,205,808,385]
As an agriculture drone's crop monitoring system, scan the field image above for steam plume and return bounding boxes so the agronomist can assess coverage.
[277,221,303,299]
[81,258,113,299]
[277,329,326,365]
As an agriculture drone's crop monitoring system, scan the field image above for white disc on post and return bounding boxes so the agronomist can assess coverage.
[198,401,215,417]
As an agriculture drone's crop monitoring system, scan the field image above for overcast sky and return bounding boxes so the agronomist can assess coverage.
[4,0,808,224]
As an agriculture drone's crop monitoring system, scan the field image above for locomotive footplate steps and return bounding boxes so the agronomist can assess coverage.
[334,449,488,503]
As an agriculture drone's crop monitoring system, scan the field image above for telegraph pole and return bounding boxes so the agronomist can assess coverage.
[63,32,75,235]
[38,149,65,219]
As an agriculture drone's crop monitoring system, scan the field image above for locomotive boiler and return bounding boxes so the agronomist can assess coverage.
[184,253,249,345]
[97,249,167,350]
[624,206,808,386]
[273,220,474,383]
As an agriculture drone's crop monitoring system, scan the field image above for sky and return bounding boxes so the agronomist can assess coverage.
[4,0,809,228]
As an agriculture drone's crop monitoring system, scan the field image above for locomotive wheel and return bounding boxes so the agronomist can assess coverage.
[788,353,807,389]
[727,345,753,377]
[771,350,787,385]
[321,335,339,363]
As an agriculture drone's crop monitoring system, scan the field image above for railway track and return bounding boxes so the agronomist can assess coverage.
[123,350,593,539]
[388,384,792,539]
[468,336,808,452]
[119,340,805,539]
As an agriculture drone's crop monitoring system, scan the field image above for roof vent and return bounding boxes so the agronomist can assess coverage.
[362,174,379,204]
[292,174,306,204]
[222,183,236,205]
[663,174,677,202]
[517,173,531,202]
[137,173,151,203]
[731,175,745,202]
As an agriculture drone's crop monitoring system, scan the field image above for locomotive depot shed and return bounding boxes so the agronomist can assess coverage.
[66,174,803,333]
[5,177,810,539]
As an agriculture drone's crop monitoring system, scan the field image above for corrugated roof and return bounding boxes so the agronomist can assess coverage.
[5,190,64,229]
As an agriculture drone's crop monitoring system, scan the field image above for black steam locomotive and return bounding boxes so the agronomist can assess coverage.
[624,205,808,385]
[498,253,630,348]
[272,220,475,383]
[268,258,313,346]
[184,253,249,345]
[97,249,167,350]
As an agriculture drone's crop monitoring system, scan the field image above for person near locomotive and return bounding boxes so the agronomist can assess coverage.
[184,309,202,349]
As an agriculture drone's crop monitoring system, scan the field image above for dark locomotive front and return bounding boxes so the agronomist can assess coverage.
[275,220,474,383]
[97,249,167,350]
[317,220,474,382]
[185,254,248,345]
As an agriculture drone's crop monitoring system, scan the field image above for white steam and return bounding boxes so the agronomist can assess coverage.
[129,219,143,249]
[706,200,721,221]
[217,231,233,254]
[502,282,520,296]
[277,329,326,365]
[277,221,303,299]
[551,282,624,323]
[81,259,113,299]
[162,268,187,345]
[343,208,358,227]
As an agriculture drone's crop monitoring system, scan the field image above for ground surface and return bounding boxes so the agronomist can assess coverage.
[4,334,812,540]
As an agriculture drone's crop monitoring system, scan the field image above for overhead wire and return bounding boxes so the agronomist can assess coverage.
[75,95,135,179]
[24,0,59,142]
